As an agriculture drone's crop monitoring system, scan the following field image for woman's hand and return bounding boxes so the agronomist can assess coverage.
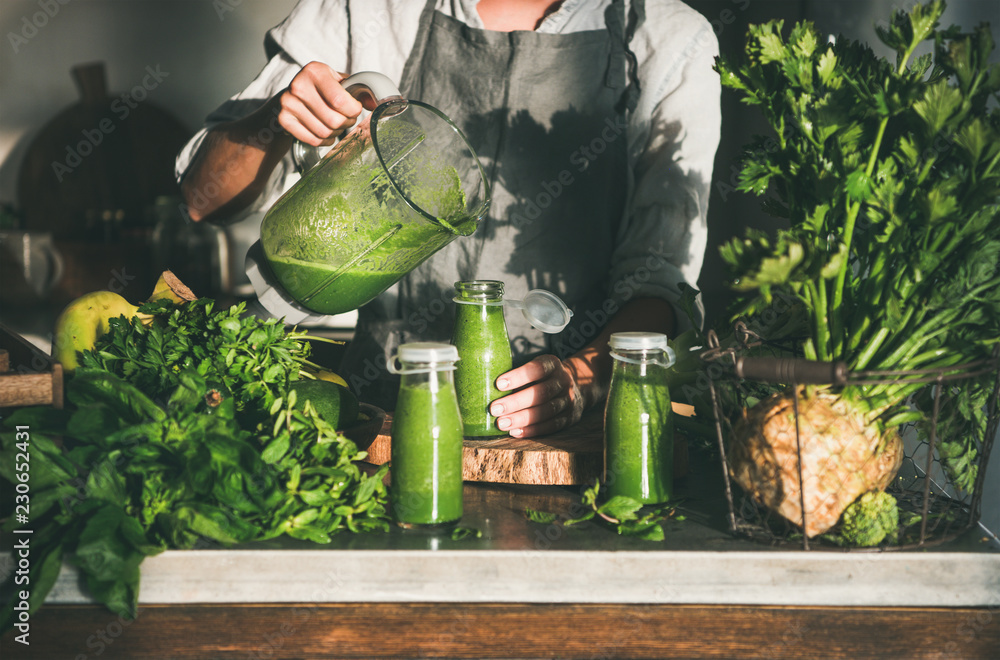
[483,299,674,439]
[183,61,368,222]
[489,355,590,439]
[273,62,364,146]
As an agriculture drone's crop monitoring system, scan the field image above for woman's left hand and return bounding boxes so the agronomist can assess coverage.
[489,355,588,438]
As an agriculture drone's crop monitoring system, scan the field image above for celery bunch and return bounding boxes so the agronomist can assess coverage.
[715,1,1000,490]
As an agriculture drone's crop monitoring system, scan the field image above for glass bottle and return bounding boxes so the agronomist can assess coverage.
[389,342,464,528]
[452,280,513,437]
[604,332,676,504]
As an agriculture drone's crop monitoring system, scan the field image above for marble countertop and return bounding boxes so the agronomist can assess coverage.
[23,455,1000,609]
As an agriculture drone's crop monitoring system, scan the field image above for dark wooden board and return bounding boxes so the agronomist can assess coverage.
[3,603,996,659]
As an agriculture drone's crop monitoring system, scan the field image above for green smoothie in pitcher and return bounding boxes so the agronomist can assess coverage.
[262,183,475,316]
[389,343,464,527]
[267,256,408,315]
[259,117,480,317]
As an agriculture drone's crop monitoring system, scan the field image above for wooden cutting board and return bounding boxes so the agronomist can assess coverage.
[364,406,689,486]
[0,323,63,409]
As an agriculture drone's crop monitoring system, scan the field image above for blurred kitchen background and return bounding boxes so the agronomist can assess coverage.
[0,0,998,532]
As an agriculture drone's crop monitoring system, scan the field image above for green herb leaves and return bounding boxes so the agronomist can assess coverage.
[524,508,559,524]
[80,299,316,419]
[524,480,682,542]
[1,300,388,628]
[714,1,1000,489]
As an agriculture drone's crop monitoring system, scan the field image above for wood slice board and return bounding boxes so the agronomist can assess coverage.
[364,407,688,486]
[0,323,63,409]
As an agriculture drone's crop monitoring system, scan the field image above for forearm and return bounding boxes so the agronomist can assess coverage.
[563,297,676,408]
[181,98,293,223]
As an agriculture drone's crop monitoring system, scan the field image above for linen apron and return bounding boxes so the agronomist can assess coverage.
[339,0,643,409]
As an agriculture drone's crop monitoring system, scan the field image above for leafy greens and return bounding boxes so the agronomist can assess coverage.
[714,0,1000,490]
[1,299,389,629]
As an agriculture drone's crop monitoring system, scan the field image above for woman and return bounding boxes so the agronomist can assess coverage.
[176,0,721,438]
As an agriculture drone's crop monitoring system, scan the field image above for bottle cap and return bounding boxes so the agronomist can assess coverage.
[609,332,669,351]
[397,342,459,364]
[513,289,573,334]
[609,332,676,367]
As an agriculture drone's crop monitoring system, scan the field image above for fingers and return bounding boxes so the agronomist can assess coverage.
[490,356,584,438]
[277,62,364,145]
[278,96,337,145]
[490,375,564,418]
[496,395,573,438]
[510,413,573,439]
[495,354,561,393]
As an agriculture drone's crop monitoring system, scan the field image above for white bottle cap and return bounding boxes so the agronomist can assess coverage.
[609,332,669,351]
[507,289,573,333]
[609,332,675,367]
[397,342,460,364]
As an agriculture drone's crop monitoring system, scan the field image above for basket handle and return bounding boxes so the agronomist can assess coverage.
[734,356,849,386]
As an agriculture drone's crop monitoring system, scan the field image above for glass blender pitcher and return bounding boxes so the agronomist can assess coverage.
[246,72,491,324]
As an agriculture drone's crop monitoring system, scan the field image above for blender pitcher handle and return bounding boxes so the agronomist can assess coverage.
[291,71,403,173]
[341,71,403,106]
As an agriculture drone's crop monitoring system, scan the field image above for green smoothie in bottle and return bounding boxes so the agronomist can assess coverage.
[604,332,676,505]
[452,280,513,437]
[389,342,464,528]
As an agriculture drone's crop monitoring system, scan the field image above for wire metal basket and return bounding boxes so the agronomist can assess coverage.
[701,323,1000,551]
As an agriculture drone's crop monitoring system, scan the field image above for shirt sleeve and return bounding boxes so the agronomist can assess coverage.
[174,0,351,217]
[173,52,301,187]
[609,2,721,333]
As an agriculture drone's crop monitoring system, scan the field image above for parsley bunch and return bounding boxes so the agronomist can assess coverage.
[1,300,388,628]
[81,298,321,421]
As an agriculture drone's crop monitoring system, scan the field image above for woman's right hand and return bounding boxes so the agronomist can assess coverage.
[181,62,368,222]
[273,62,365,146]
